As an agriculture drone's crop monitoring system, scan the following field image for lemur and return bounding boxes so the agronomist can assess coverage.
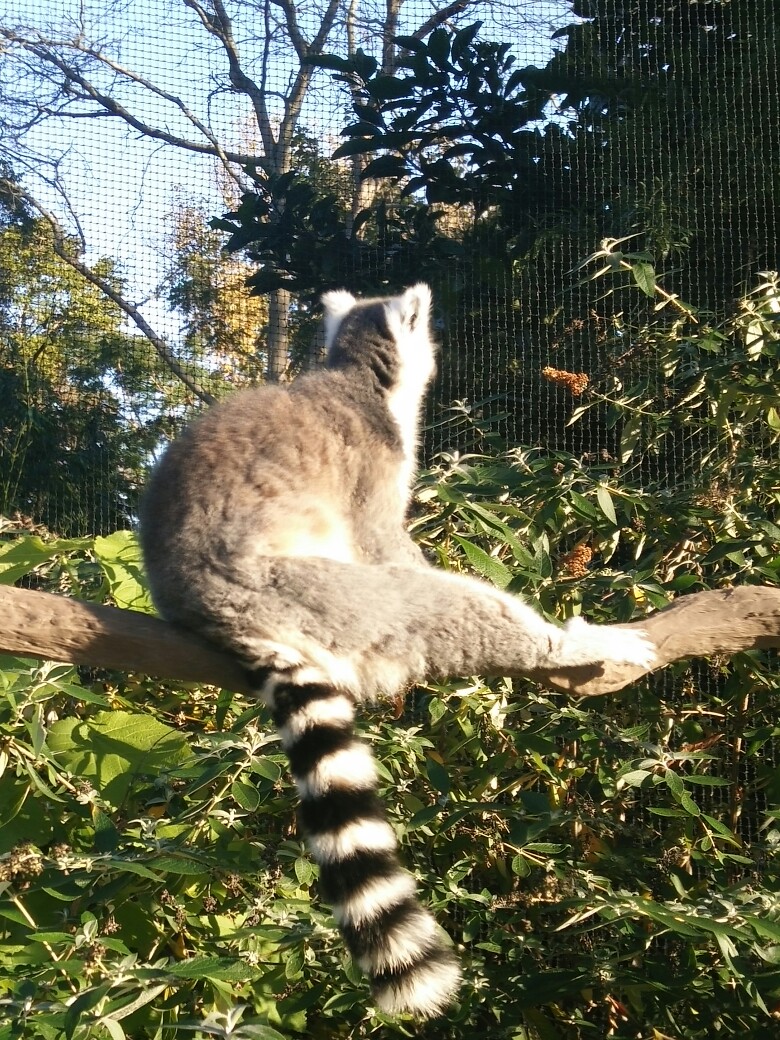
[139,284,655,1017]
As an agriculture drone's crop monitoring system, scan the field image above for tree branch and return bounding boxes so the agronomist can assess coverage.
[269,0,309,61]
[0,28,261,168]
[412,0,479,40]
[182,0,276,163]
[2,584,778,698]
[276,0,340,169]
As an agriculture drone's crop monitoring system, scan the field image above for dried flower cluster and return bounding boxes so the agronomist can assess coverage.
[541,366,590,395]
[560,544,593,578]
[0,842,44,883]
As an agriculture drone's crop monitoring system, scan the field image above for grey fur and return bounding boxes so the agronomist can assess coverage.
[139,284,655,1016]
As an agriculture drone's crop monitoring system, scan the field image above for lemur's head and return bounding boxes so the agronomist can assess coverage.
[321,284,436,394]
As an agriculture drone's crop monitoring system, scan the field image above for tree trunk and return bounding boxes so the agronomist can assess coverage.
[266,286,291,381]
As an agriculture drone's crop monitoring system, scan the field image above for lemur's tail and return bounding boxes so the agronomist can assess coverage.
[267,674,461,1017]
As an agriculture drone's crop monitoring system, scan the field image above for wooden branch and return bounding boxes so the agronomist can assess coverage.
[543,585,780,696]
[1,584,779,699]
[0,585,251,691]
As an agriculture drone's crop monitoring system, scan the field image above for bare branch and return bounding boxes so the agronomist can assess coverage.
[0,585,250,693]
[544,586,780,697]
[182,0,276,162]
[412,0,478,40]
[0,27,261,167]
[1,179,217,406]
[309,0,342,55]
[276,0,340,168]
[2,584,779,700]
[269,0,308,61]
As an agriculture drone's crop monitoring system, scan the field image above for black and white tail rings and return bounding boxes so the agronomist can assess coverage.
[268,678,461,1017]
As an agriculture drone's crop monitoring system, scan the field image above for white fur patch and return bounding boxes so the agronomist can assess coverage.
[373,953,462,1018]
[276,694,355,746]
[383,284,436,505]
[294,743,377,798]
[321,289,357,348]
[357,904,438,973]
[332,871,418,928]
[250,519,355,565]
[559,618,658,669]
[241,637,364,697]
[306,818,397,862]
[352,655,417,701]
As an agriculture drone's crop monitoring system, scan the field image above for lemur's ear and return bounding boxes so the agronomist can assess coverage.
[321,289,356,348]
[388,283,432,332]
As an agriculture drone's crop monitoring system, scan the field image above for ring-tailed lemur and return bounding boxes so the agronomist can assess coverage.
[139,284,655,1017]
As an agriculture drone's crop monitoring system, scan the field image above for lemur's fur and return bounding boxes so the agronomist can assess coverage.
[139,285,655,1016]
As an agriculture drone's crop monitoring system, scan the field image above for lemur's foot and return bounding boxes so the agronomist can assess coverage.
[555,617,657,670]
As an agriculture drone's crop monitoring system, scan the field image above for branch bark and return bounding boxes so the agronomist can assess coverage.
[2,584,778,698]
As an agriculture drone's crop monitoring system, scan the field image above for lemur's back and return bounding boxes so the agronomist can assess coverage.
[141,369,411,625]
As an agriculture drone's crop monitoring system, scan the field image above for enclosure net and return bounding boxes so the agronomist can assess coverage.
[1,0,779,1023]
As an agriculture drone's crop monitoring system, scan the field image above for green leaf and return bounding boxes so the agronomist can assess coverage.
[631,261,657,297]
[27,932,75,944]
[619,769,652,788]
[511,854,531,877]
[96,1020,125,1040]
[163,956,261,981]
[679,791,701,816]
[361,155,409,180]
[251,758,282,782]
[365,75,415,102]
[284,943,305,980]
[427,27,452,68]
[294,856,315,886]
[451,21,481,62]
[425,755,451,794]
[595,485,618,525]
[149,855,208,875]
[452,536,513,589]
[620,415,643,463]
[231,780,261,811]
[47,710,191,806]
[93,531,154,613]
[407,805,442,830]
[351,47,378,81]
[0,535,85,585]
[568,491,600,522]
[664,768,685,798]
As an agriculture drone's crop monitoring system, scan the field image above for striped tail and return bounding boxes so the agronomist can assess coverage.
[268,675,461,1017]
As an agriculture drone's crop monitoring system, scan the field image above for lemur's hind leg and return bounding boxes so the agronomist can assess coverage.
[208,557,656,699]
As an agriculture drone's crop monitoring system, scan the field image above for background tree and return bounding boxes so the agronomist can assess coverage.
[164,196,269,383]
[219,0,779,450]
[0,187,171,534]
[0,0,562,385]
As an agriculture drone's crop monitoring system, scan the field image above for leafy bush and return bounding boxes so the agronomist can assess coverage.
[1,273,780,1038]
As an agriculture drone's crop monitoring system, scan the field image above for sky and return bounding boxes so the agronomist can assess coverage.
[0,0,575,339]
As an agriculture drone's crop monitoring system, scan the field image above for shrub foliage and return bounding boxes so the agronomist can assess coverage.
[1,273,780,1038]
